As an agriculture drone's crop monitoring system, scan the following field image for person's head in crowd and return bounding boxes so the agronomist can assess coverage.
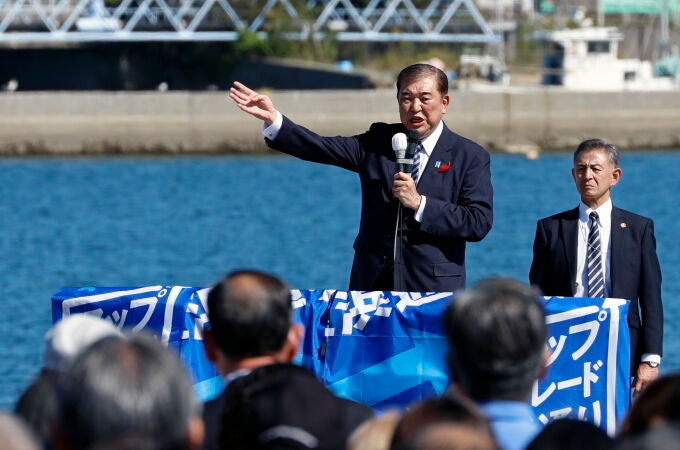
[526,418,614,450]
[15,370,59,450]
[400,422,498,450]
[443,277,547,402]
[390,391,495,450]
[617,424,680,450]
[0,413,41,450]
[617,373,680,439]
[16,314,123,450]
[204,270,372,450]
[54,333,203,450]
[43,314,123,373]
[204,269,303,374]
[347,411,402,450]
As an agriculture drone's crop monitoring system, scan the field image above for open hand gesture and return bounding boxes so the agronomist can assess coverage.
[228,81,278,125]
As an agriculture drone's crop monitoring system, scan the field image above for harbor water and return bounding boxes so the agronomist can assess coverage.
[1,151,678,410]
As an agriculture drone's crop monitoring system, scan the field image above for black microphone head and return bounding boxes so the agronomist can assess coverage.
[405,129,419,162]
[406,129,420,141]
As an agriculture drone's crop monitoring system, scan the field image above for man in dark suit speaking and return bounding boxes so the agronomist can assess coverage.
[228,64,493,293]
[529,138,663,393]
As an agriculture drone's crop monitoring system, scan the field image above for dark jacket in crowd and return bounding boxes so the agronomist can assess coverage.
[203,363,373,450]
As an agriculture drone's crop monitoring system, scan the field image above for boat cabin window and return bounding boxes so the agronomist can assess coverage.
[587,41,610,54]
[624,71,636,81]
[542,42,564,85]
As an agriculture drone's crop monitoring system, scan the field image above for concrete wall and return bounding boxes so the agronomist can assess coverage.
[1,88,679,155]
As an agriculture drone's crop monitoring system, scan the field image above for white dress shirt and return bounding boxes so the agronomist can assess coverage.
[574,199,612,298]
[262,110,284,140]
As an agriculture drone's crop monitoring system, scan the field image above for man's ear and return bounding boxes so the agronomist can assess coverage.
[610,167,622,187]
[537,348,551,381]
[202,329,219,363]
[186,416,205,450]
[52,419,70,450]
[446,354,461,385]
[279,323,304,363]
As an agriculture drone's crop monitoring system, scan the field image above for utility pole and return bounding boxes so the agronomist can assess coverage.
[597,0,605,27]
[496,0,506,68]
[659,0,670,59]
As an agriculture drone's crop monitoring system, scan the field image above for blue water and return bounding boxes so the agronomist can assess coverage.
[1,151,678,410]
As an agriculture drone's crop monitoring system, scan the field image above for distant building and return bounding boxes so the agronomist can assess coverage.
[536,26,677,89]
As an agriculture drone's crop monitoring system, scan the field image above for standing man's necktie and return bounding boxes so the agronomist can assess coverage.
[411,142,423,184]
[587,211,605,298]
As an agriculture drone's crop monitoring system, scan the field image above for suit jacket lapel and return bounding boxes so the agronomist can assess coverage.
[418,124,455,190]
[561,207,579,295]
[609,207,626,295]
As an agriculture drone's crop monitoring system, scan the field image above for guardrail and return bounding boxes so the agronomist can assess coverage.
[0,0,500,44]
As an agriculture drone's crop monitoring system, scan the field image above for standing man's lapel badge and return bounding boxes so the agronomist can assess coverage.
[434,160,452,173]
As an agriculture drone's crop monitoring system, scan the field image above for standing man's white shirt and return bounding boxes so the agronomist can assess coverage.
[574,199,612,298]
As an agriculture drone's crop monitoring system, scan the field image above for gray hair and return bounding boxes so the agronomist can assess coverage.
[573,138,620,167]
[57,333,200,450]
[0,413,41,450]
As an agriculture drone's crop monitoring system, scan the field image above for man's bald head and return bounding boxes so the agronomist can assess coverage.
[207,270,292,360]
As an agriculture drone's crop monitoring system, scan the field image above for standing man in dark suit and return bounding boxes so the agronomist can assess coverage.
[529,138,663,393]
[228,64,493,292]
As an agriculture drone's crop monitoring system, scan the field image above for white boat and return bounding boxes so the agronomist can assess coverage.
[536,26,678,90]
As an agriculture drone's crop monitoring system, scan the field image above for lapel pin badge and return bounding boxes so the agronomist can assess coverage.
[620,222,627,228]
[437,161,452,173]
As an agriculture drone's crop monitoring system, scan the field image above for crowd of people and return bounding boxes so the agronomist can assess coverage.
[2,271,676,450]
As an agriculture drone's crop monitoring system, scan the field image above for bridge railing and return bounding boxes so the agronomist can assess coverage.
[0,0,500,44]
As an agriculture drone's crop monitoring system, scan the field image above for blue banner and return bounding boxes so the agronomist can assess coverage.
[52,288,630,433]
[52,286,222,401]
[534,297,630,436]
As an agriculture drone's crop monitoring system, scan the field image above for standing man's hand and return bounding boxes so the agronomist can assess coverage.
[228,81,278,126]
[393,172,421,210]
[633,362,659,394]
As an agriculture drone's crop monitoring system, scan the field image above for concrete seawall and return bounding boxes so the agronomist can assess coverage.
[1,88,679,155]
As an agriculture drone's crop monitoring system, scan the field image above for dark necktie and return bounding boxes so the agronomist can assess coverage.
[411,142,423,184]
[587,211,604,298]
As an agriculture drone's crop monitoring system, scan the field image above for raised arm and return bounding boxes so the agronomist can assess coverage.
[230,82,366,172]
[228,81,278,126]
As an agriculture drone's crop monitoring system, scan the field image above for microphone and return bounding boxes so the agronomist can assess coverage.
[392,132,409,173]
[405,130,420,173]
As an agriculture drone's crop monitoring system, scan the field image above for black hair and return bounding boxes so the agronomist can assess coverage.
[443,277,546,401]
[207,270,292,360]
[396,63,448,96]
